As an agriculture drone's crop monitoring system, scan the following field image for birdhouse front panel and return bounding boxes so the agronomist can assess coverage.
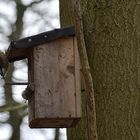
[6,26,81,128]
[28,37,81,128]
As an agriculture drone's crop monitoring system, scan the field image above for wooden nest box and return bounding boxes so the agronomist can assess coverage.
[7,26,81,128]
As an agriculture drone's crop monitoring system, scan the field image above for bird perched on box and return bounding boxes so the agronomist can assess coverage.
[0,50,9,79]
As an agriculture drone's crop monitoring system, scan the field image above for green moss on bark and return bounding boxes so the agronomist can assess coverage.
[60,0,140,139]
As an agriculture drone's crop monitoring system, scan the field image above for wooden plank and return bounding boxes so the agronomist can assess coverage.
[33,37,76,120]
[7,47,29,62]
[28,49,35,123]
[74,37,81,117]
[29,118,80,128]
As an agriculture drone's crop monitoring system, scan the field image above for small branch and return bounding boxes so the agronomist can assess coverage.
[0,120,7,124]
[0,104,27,113]
[5,82,29,85]
[54,128,60,140]
[21,112,28,118]
[72,0,98,140]
[27,0,44,7]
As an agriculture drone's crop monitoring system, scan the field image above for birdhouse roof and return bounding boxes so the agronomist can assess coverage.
[7,26,75,62]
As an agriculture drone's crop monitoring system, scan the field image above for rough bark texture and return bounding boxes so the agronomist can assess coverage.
[60,0,140,140]
[71,1,98,139]
[60,1,98,140]
[59,0,74,27]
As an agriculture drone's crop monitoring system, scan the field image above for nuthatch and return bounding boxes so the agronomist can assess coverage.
[22,84,34,100]
[0,50,9,78]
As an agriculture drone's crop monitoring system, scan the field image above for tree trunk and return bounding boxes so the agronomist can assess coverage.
[4,1,27,140]
[60,0,140,139]
[54,128,60,140]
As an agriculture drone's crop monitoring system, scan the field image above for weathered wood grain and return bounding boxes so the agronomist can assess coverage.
[74,37,81,117]
[28,37,81,128]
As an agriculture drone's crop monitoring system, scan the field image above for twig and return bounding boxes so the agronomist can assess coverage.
[72,0,98,140]
[0,104,27,113]
[5,82,29,85]
[27,0,44,7]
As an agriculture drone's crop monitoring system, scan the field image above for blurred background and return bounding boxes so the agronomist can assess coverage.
[0,0,67,140]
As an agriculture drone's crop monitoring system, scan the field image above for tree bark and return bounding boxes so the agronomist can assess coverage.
[5,1,26,139]
[54,128,60,140]
[60,0,140,140]
[60,1,98,140]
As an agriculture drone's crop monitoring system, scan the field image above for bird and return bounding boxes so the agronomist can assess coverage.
[0,50,9,79]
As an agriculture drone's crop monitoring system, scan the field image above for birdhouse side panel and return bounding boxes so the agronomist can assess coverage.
[74,37,81,117]
[7,47,30,62]
[33,37,76,119]
[28,50,35,123]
